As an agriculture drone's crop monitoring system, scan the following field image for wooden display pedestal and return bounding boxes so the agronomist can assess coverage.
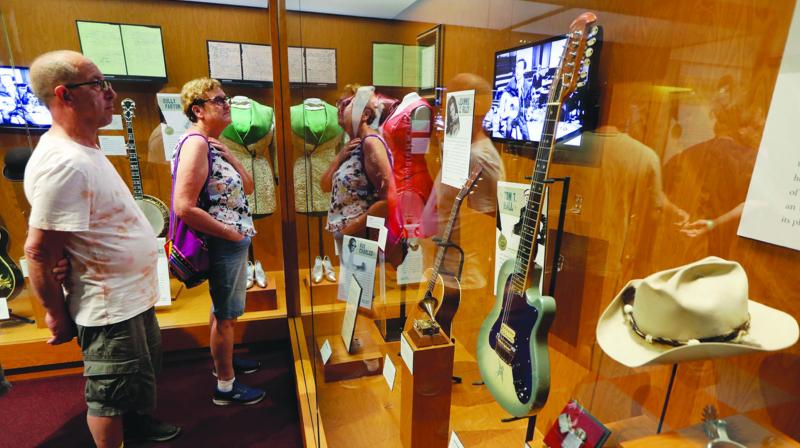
[400,329,455,448]
[316,314,384,382]
[244,274,278,312]
[301,267,339,306]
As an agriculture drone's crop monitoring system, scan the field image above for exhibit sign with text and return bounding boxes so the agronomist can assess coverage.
[738,3,800,251]
[495,181,546,291]
[157,94,192,161]
[337,236,379,309]
[441,90,475,188]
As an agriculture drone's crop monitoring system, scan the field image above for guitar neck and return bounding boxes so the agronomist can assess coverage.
[510,84,564,294]
[124,122,144,200]
[425,195,464,296]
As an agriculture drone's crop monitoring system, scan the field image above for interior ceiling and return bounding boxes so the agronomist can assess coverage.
[173,0,744,46]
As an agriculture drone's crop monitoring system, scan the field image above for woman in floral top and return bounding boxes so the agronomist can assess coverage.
[322,86,397,241]
[172,78,265,406]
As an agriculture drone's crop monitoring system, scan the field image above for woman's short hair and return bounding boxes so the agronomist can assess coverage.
[180,77,221,122]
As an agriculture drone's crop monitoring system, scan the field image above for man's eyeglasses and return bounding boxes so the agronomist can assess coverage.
[64,79,113,92]
[195,96,231,107]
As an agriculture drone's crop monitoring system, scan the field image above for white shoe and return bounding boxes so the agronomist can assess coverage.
[311,256,324,284]
[321,256,336,282]
[246,261,255,289]
[254,260,267,288]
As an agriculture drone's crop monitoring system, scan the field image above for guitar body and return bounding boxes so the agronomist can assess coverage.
[0,226,24,300]
[136,195,169,238]
[477,258,556,417]
[404,268,461,338]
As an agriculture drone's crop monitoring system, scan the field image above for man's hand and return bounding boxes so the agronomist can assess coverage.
[45,311,76,345]
[52,256,70,285]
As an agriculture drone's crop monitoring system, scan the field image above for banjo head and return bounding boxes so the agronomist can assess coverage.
[136,197,168,238]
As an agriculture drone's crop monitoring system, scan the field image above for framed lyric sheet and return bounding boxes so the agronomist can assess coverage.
[416,24,444,105]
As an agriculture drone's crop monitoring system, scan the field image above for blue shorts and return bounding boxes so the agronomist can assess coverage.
[207,235,251,320]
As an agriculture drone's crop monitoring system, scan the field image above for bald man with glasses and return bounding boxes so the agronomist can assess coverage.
[23,50,180,447]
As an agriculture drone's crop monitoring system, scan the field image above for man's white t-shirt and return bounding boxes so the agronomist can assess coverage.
[24,133,158,327]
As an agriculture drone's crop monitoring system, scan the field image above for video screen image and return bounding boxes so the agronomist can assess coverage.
[488,36,588,147]
[0,66,52,129]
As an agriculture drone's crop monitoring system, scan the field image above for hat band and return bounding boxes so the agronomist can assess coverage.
[620,286,751,347]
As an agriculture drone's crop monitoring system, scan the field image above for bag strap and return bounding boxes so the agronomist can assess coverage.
[168,133,213,241]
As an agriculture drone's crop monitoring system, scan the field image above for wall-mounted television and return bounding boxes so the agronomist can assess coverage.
[488,30,602,152]
[0,66,51,130]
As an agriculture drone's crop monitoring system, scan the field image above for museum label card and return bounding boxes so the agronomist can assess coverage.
[155,238,171,307]
[400,333,414,374]
[377,226,388,251]
[0,297,8,320]
[99,135,127,156]
[397,241,423,285]
[441,90,475,187]
[320,339,332,365]
[382,354,396,391]
[100,115,123,131]
[448,431,464,448]
[366,215,385,230]
[19,257,28,277]
[340,275,361,353]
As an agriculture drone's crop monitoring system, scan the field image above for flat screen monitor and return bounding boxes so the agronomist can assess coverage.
[0,66,51,130]
[488,32,601,149]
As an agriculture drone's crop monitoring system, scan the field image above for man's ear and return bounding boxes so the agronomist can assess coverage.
[54,85,70,102]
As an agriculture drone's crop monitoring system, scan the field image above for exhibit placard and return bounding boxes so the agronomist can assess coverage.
[441,90,475,188]
[337,236,378,309]
[340,275,361,353]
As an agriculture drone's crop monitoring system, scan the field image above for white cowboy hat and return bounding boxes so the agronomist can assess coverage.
[596,256,798,368]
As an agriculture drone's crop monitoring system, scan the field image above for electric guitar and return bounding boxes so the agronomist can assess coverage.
[477,12,599,418]
[404,166,483,338]
[121,98,169,237]
[0,225,24,301]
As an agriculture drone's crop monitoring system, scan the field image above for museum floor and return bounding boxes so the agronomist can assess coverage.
[0,342,301,448]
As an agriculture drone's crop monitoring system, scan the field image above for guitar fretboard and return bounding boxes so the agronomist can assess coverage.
[510,73,566,294]
[124,120,144,200]
[425,192,464,296]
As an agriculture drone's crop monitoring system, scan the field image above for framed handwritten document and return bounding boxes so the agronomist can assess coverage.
[417,24,444,105]
[288,47,337,86]
[207,40,271,86]
[77,20,167,82]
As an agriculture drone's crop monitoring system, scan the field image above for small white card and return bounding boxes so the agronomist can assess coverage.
[320,339,332,365]
[563,431,584,448]
[382,354,396,390]
[99,114,123,130]
[19,257,28,277]
[448,431,464,448]
[411,137,430,154]
[0,297,9,320]
[400,333,414,374]
[155,238,171,307]
[99,135,128,156]
[366,215,385,230]
[377,226,388,251]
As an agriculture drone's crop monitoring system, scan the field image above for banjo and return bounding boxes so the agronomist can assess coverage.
[121,98,169,237]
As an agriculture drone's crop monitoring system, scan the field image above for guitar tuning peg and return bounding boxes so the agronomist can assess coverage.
[590,25,599,37]
[577,81,586,88]
[588,37,597,47]
[585,48,594,57]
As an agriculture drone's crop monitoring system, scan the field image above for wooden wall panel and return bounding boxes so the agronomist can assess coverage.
[0,0,282,270]
[1,0,799,443]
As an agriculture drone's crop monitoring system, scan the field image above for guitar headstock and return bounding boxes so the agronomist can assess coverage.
[456,166,484,202]
[556,12,599,102]
[121,98,136,123]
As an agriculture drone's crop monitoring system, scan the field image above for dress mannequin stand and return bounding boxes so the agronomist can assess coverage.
[291,98,344,283]
[381,92,435,238]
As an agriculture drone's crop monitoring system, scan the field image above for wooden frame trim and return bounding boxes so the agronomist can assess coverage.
[288,317,328,448]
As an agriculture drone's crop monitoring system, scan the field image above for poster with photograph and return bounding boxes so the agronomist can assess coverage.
[495,181,546,292]
[441,89,475,188]
[338,236,379,309]
[157,93,192,160]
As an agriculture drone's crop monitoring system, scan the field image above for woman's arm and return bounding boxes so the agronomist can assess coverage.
[173,136,243,241]
[339,136,394,235]
[321,137,361,193]
[208,137,254,195]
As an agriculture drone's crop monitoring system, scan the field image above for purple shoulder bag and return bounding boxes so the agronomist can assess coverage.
[164,133,213,288]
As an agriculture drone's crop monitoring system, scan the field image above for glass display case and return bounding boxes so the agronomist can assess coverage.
[0,1,799,447]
